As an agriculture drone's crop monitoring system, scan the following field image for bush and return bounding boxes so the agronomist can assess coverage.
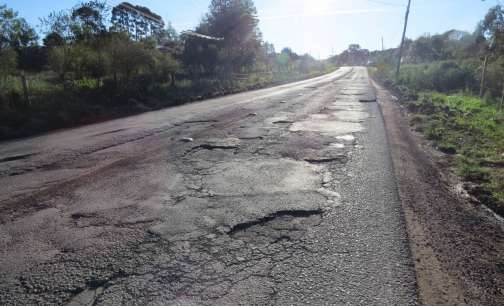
[396,60,478,93]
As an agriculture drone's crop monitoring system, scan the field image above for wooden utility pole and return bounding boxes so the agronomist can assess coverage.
[396,0,412,79]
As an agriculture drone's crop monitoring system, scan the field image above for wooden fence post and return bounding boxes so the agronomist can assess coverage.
[20,73,30,105]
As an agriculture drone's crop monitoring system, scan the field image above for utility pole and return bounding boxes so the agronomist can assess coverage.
[382,36,384,51]
[395,0,412,79]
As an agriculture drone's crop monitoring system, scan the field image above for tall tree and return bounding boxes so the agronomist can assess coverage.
[71,0,108,42]
[477,5,504,96]
[0,5,37,51]
[200,0,263,74]
[111,2,165,40]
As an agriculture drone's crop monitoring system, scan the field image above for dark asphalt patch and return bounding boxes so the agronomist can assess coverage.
[91,128,128,137]
[0,153,36,163]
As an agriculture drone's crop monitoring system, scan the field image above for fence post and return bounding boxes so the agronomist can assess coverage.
[500,85,504,112]
[20,72,30,106]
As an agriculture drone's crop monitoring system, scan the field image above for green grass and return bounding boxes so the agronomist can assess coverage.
[407,92,504,212]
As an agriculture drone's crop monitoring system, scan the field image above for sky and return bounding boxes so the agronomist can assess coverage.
[2,0,501,59]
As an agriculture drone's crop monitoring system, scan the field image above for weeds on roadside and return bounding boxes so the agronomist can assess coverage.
[407,92,504,212]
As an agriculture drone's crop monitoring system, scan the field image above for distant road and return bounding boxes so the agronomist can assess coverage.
[0,67,418,305]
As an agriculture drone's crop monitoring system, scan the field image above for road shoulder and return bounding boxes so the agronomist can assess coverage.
[373,80,504,305]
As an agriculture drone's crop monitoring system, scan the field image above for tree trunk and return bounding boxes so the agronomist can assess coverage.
[480,55,488,98]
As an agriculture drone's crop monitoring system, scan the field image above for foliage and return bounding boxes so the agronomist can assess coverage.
[186,0,262,76]
[478,5,504,52]
[111,2,165,40]
[70,1,109,42]
[0,47,17,79]
[48,45,76,80]
[0,5,38,50]
[335,44,370,66]
[396,60,479,93]
[407,93,504,212]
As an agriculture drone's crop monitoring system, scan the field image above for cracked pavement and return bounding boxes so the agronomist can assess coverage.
[0,67,418,305]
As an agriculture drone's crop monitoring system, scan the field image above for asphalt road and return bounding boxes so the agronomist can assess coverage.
[0,67,418,305]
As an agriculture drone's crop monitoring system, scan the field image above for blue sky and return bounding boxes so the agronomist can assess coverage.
[2,0,500,58]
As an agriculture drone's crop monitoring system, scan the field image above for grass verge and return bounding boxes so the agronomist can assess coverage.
[405,92,504,215]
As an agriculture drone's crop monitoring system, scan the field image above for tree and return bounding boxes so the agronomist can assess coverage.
[40,10,75,42]
[263,42,275,56]
[0,5,38,51]
[71,44,110,83]
[154,52,181,86]
[298,54,318,74]
[478,5,504,52]
[48,45,76,80]
[338,44,370,66]
[278,47,299,72]
[41,1,108,44]
[43,32,66,48]
[476,5,504,97]
[105,33,155,84]
[200,0,263,74]
[70,1,108,42]
[111,2,165,40]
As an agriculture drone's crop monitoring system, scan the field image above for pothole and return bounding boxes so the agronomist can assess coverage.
[273,120,294,124]
[186,138,241,154]
[227,209,323,235]
[359,97,377,103]
[304,155,347,164]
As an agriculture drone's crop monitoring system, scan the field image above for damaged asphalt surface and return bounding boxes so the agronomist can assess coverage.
[0,67,419,305]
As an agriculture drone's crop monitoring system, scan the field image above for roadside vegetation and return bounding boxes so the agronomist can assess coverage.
[0,1,334,140]
[367,6,504,215]
[407,93,504,215]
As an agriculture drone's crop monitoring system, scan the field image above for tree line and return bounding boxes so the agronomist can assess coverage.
[0,0,331,140]
[363,5,504,107]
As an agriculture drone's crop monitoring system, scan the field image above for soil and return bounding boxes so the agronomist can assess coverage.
[373,80,504,306]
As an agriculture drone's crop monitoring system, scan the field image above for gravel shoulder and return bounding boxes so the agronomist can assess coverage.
[374,80,504,305]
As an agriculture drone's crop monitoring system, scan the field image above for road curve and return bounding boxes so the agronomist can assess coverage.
[0,67,418,305]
